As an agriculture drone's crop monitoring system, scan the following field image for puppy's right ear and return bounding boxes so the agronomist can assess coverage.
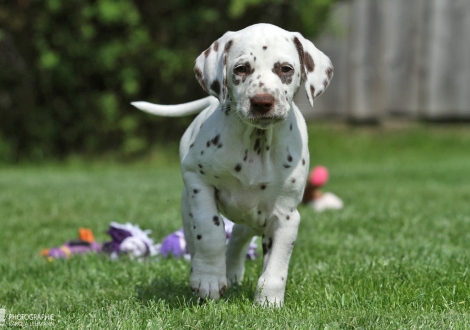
[194,31,235,104]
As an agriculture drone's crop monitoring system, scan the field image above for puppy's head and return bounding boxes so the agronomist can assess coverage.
[194,24,333,129]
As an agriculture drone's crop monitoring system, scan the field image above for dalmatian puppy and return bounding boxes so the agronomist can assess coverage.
[132,23,333,306]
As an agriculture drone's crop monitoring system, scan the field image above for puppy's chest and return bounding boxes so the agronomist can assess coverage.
[194,135,306,225]
[197,134,295,186]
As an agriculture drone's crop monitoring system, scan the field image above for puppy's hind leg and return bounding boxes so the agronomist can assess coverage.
[226,223,258,286]
[181,188,195,258]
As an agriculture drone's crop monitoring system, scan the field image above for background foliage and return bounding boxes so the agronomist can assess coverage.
[0,0,336,162]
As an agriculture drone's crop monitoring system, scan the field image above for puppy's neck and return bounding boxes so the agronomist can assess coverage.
[222,103,294,154]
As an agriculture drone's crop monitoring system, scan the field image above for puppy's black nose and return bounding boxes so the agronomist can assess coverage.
[250,94,275,114]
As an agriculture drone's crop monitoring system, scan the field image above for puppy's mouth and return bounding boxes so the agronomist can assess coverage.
[247,113,284,128]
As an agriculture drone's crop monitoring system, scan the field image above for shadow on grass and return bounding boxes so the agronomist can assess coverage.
[135,276,197,308]
[134,275,257,309]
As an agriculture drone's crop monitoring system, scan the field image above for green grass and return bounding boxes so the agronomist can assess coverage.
[1,123,470,329]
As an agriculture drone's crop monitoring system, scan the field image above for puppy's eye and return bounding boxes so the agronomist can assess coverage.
[281,66,293,73]
[234,65,247,74]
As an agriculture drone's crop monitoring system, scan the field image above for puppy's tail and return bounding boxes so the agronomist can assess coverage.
[131,96,218,117]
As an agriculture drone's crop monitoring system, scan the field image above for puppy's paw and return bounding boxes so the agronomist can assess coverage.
[190,258,227,300]
[254,276,285,307]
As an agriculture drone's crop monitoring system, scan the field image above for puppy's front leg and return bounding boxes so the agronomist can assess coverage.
[183,172,227,300]
[254,210,300,307]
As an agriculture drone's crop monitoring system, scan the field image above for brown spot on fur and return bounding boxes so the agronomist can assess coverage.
[232,75,241,86]
[234,62,254,83]
[304,51,315,72]
[194,67,208,92]
[225,39,233,53]
[219,285,227,296]
[293,37,306,81]
[310,85,316,100]
[204,47,211,58]
[326,67,333,80]
[272,62,294,85]
[263,46,267,50]
[211,80,221,95]
[194,67,202,79]
[211,134,220,146]
[213,41,219,51]
[254,138,260,152]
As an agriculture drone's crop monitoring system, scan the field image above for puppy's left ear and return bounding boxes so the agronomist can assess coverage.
[292,33,334,107]
[194,31,235,104]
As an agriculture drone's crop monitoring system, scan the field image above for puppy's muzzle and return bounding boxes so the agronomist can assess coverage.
[250,94,275,116]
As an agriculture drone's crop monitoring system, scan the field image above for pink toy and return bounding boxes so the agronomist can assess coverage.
[309,166,329,187]
[303,165,343,211]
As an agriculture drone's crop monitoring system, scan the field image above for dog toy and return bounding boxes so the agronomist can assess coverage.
[102,222,159,260]
[310,165,329,187]
[303,166,343,211]
[40,228,101,261]
[156,216,258,260]
[41,219,258,261]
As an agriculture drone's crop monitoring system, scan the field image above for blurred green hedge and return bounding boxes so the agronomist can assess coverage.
[0,0,336,162]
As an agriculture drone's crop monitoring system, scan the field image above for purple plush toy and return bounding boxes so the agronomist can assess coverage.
[103,222,159,260]
[156,217,258,260]
[42,218,258,262]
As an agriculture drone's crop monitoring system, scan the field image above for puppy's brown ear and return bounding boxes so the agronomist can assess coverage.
[194,32,235,104]
[292,32,334,107]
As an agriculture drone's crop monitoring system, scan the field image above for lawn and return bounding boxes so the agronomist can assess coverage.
[1,123,469,329]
